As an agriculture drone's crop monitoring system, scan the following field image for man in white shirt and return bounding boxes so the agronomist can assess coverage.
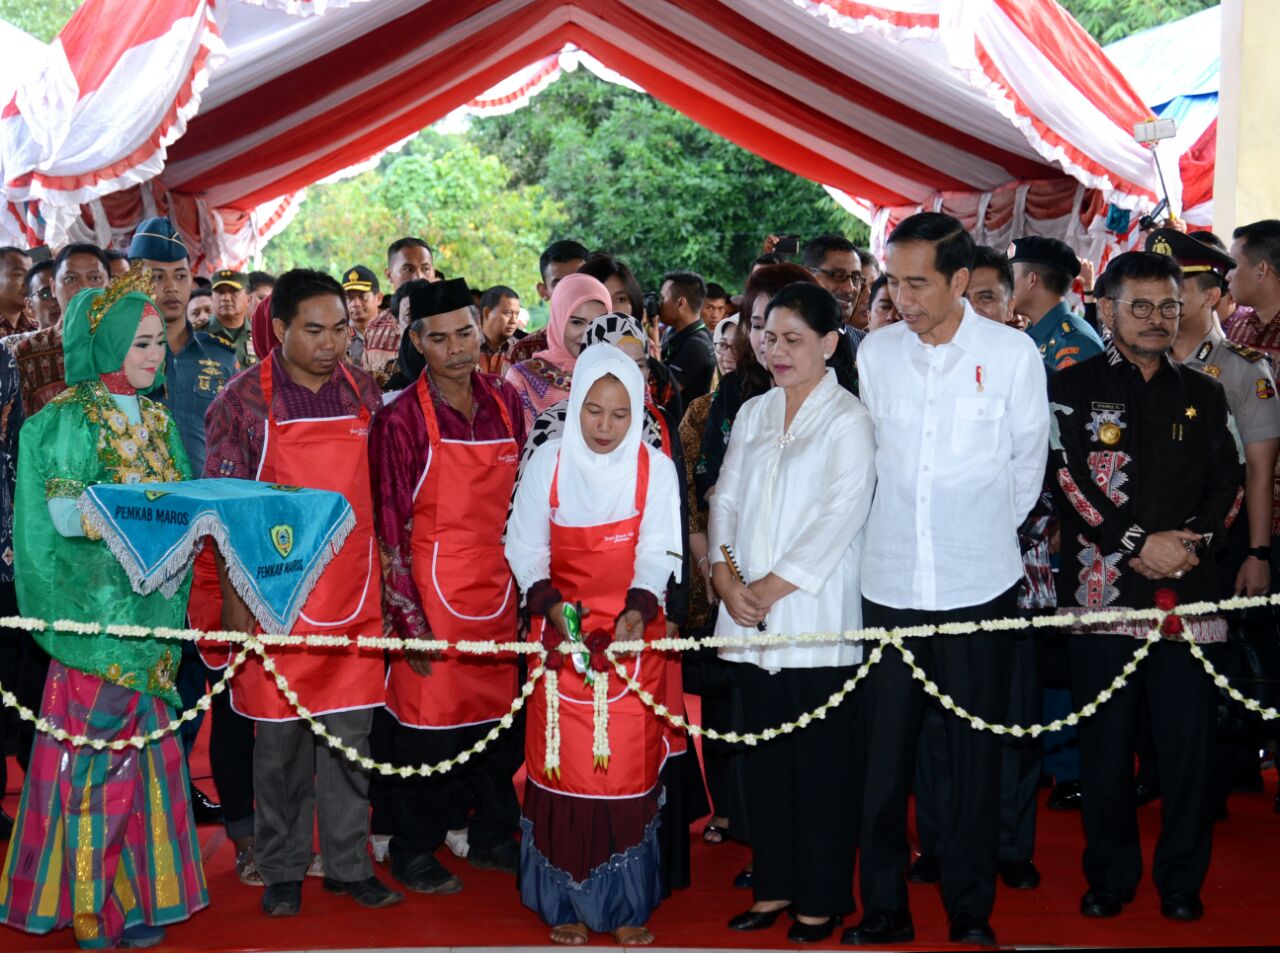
[848,213,1049,949]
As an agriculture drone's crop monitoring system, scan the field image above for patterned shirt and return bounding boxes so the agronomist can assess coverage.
[1048,346,1243,641]
[9,324,66,415]
[368,371,526,639]
[202,358,382,480]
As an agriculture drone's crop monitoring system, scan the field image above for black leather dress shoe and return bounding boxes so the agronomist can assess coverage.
[732,866,753,889]
[728,904,792,931]
[841,911,914,945]
[788,917,839,943]
[1080,888,1134,918]
[908,853,941,884]
[948,913,996,947]
[1000,859,1041,890]
[189,784,222,825]
[1161,893,1204,921]
[1047,780,1082,811]
[1134,780,1160,807]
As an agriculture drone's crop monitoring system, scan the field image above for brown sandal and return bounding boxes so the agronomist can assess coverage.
[550,922,589,945]
[613,925,654,945]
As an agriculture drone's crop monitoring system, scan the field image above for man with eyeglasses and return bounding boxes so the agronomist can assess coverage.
[1048,250,1242,925]
[802,234,863,330]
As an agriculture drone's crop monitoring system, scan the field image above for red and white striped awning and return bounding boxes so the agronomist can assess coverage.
[0,0,1162,267]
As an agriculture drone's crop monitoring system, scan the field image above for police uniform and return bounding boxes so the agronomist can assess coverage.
[1009,237,1104,373]
[341,264,380,367]
[202,269,255,368]
[1183,327,1280,447]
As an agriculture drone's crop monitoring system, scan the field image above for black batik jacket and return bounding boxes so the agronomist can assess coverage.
[1048,345,1243,638]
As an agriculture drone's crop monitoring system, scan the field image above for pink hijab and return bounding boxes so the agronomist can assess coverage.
[534,273,612,372]
[251,293,276,361]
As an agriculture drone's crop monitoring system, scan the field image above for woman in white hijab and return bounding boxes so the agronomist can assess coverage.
[506,344,682,947]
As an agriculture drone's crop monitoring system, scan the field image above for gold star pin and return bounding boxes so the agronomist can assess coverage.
[1185,406,1197,419]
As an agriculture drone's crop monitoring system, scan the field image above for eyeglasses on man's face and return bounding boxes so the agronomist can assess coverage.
[811,266,865,289]
[1111,297,1182,320]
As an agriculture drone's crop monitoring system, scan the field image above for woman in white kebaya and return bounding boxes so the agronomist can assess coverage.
[710,282,876,943]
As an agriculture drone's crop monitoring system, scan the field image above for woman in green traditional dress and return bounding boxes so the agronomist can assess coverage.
[0,266,208,950]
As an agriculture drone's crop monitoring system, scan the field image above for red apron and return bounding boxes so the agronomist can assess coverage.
[644,400,688,758]
[526,447,668,799]
[385,374,520,728]
[217,355,385,721]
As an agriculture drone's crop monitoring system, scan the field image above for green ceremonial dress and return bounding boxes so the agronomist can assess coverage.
[14,381,192,706]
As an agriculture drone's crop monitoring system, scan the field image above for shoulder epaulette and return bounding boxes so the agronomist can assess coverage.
[1223,341,1267,364]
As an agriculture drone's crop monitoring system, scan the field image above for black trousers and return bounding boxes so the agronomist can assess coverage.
[207,672,256,839]
[368,707,397,837]
[914,629,1041,864]
[388,717,520,871]
[738,663,862,918]
[860,588,1016,921]
[1069,635,1217,898]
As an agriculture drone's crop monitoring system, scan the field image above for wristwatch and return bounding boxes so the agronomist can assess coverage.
[1247,546,1272,562]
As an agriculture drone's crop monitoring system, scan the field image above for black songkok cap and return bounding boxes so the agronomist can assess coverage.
[1007,236,1081,279]
[409,277,472,323]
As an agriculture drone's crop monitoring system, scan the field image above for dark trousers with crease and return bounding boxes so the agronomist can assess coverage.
[388,717,521,874]
[738,662,862,918]
[915,629,1041,864]
[859,587,1015,921]
[1069,634,1217,898]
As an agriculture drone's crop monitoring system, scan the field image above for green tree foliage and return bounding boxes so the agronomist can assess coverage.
[469,70,867,291]
[262,132,565,305]
[1058,0,1218,44]
[0,0,81,42]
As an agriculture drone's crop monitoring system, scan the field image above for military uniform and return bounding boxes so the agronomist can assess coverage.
[206,269,255,368]
[1026,302,1104,374]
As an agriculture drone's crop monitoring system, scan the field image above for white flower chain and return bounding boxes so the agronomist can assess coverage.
[9,594,1280,773]
[250,635,541,777]
[543,665,561,778]
[890,628,1161,736]
[10,591,1275,653]
[592,669,610,767]
[607,643,886,744]
[0,646,250,751]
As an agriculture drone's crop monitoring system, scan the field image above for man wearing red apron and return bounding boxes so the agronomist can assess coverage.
[203,270,401,918]
[370,279,529,894]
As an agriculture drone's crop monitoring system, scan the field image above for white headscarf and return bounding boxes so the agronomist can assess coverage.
[554,343,647,528]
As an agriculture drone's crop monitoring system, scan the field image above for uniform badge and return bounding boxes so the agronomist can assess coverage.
[1087,408,1126,446]
[1203,364,1221,378]
[1258,379,1276,400]
[1061,321,1072,334]
[1195,341,1213,363]
[1185,406,1197,419]
[270,524,294,559]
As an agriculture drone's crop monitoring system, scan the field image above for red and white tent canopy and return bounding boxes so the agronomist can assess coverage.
[0,0,1163,269]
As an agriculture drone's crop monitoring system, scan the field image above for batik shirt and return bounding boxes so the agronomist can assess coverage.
[1048,345,1243,641]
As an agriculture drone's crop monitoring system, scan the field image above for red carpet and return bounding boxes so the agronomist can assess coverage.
[4,698,1280,951]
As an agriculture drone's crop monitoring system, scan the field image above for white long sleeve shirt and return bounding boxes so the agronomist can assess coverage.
[709,370,877,672]
[857,302,1049,611]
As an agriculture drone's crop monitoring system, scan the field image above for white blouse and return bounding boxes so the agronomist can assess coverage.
[709,370,876,672]
[505,439,683,603]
